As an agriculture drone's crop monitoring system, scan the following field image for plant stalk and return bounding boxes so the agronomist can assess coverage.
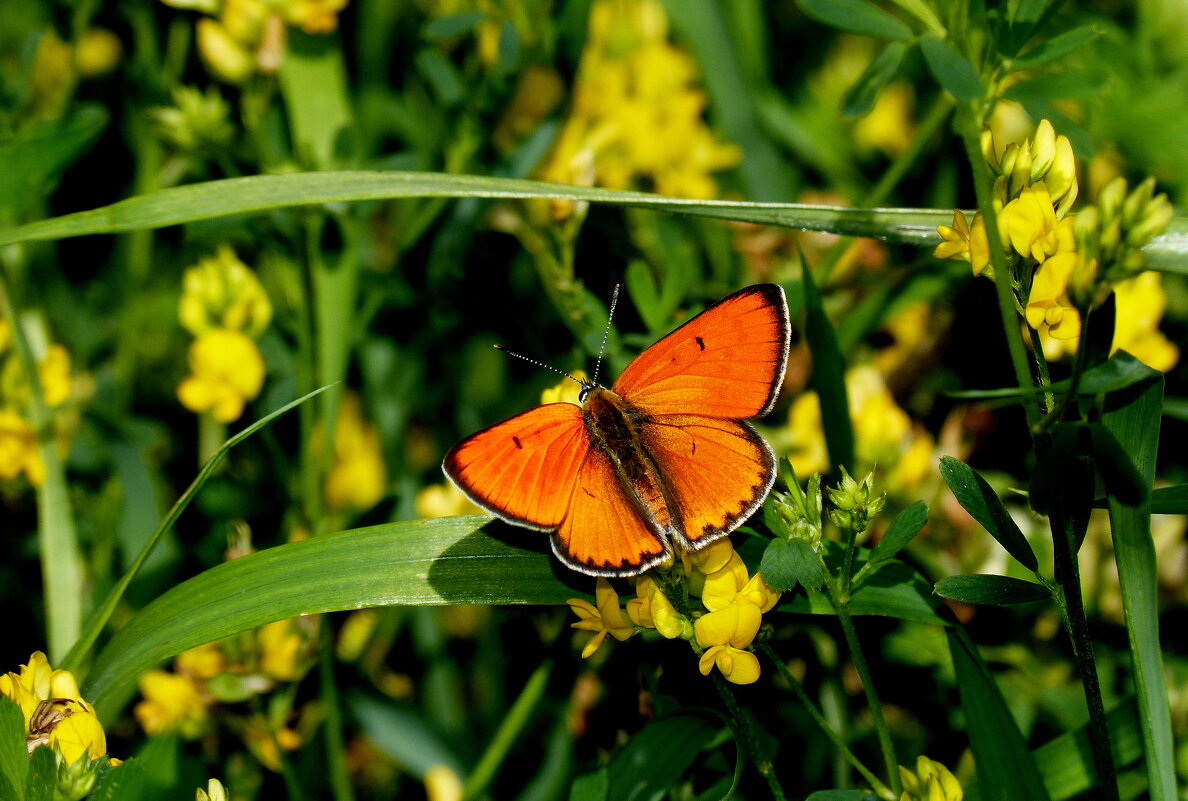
[711,672,787,801]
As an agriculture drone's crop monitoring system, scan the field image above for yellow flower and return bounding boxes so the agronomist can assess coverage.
[134,670,211,738]
[694,604,763,684]
[196,16,257,84]
[538,0,739,205]
[197,778,228,801]
[625,576,685,639]
[699,551,750,612]
[0,409,44,485]
[1025,251,1081,340]
[179,245,272,338]
[243,716,301,771]
[688,538,735,575]
[425,764,464,801]
[176,642,226,680]
[258,619,313,681]
[494,66,565,152]
[934,210,991,276]
[38,345,73,407]
[177,328,266,422]
[415,481,480,518]
[0,652,108,764]
[854,81,915,157]
[1001,184,1074,263]
[324,393,387,510]
[697,644,761,685]
[899,756,962,801]
[568,578,634,658]
[1113,272,1179,371]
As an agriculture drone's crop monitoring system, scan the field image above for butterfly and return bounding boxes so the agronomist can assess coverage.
[443,284,791,577]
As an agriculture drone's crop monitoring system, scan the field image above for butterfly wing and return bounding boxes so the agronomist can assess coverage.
[639,415,775,549]
[612,284,790,419]
[551,446,671,576]
[443,403,591,529]
[443,402,670,576]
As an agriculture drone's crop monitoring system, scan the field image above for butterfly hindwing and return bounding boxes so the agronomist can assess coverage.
[443,403,590,529]
[612,284,791,420]
[551,445,671,576]
[640,414,776,548]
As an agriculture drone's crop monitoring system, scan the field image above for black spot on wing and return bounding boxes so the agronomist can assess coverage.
[512,435,523,449]
[695,336,705,351]
[581,487,597,498]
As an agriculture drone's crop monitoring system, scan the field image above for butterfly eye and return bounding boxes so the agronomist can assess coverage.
[578,385,592,403]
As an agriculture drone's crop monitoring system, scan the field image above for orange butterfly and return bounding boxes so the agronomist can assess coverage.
[443,284,791,577]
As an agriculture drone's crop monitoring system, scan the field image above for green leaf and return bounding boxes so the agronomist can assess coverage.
[1028,698,1145,801]
[761,538,824,592]
[1086,423,1147,507]
[1160,395,1188,420]
[1010,25,1101,69]
[947,351,1164,401]
[22,747,54,801]
[606,713,718,801]
[947,629,1051,801]
[797,0,912,40]
[805,792,880,801]
[0,697,25,801]
[870,500,928,563]
[350,695,464,778]
[782,555,949,626]
[801,260,854,475]
[0,106,108,215]
[61,386,334,674]
[919,34,983,100]
[82,515,583,709]
[939,457,1038,571]
[1150,484,1188,514]
[422,11,487,40]
[569,769,609,801]
[1004,69,1109,102]
[934,574,1051,606]
[843,41,911,116]
[88,760,154,801]
[1103,376,1177,801]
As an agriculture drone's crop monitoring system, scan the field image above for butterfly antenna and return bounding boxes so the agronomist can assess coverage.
[493,345,587,388]
[590,283,620,389]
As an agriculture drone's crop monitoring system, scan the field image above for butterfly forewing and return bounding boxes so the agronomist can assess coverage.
[639,415,775,548]
[444,403,590,529]
[612,284,791,420]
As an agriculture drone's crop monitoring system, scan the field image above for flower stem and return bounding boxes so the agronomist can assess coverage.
[461,660,552,801]
[835,606,902,796]
[757,642,895,800]
[1050,450,1120,801]
[711,672,788,801]
[956,106,1043,431]
[0,267,84,663]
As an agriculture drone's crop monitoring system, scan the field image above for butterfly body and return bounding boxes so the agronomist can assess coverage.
[444,284,791,577]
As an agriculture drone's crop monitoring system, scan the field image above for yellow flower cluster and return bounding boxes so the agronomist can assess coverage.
[566,539,780,685]
[162,0,349,83]
[176,246,271,423]
[898,755,962,801]
[539,0,740,212]
[0,652,109,766]
[324,392,388,511]
[0,319,74,486]
[935,119,1176,370]
[787,366,933,496]
[135,618,316,765]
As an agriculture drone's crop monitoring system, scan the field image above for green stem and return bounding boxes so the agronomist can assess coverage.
[0,267,83,663]
[711,672,787,801]
[1050,445,1120,801]
[955,106,1043,431]
[198,412,225,467]
[460,660,553,801]
[320,621,355,801]
[756,643,894,800]
[1038,306,1093,432]
[835,606,901,796]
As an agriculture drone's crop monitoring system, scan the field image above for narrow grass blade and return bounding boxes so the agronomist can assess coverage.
[61,385,335,676]
[1103,376,1176,801]
[82,515,580,709]
[800,260,854,475]
[934,574,1051,606]
[461,661,552,801]
[947,629,1050,801]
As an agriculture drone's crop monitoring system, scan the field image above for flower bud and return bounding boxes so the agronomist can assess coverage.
[1030,119,1056,182]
